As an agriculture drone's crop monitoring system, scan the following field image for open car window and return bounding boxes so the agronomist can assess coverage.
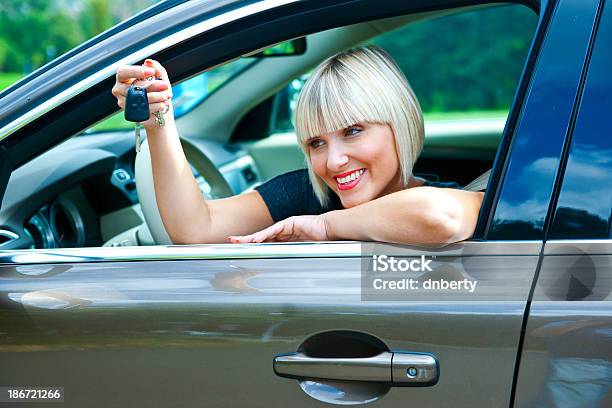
[0,2,539,251]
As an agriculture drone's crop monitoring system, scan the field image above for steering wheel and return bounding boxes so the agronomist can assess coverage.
[134,137,234,244]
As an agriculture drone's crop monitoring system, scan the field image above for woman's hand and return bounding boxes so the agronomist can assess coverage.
[111,59,173,128]
[227,215,331,243]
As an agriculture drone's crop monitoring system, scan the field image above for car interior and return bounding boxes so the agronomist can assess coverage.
[0,4,534,250]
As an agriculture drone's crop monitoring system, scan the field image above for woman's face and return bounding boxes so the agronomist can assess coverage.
[307,122,402,208]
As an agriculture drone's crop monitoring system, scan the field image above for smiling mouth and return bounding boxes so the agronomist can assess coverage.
[335,169,366,191]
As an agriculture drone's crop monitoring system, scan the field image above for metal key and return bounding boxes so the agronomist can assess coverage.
[134,123,143,153]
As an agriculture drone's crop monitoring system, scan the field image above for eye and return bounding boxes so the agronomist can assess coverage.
[308,138,325,149]
[345,125,362,136]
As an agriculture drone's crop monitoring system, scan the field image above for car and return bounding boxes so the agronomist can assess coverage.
[0,0,610,407]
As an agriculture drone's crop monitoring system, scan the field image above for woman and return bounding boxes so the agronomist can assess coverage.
[112,45,484,245]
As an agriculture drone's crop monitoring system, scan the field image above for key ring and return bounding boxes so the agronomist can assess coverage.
[154,102,169,127]
[154,111,165,127]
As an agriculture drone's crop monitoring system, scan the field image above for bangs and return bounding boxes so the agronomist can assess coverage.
[295,64,392,146]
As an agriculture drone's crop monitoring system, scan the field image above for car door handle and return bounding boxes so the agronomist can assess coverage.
[273,351,438,386]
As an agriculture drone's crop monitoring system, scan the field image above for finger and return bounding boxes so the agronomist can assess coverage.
[251,223,284,243]
[116,96,125,109]
[229,229,275,244]
[266,221,291,241]
[251,233,269,243]
[240,231,267,243]
[116,65,156,84]
[144,81,171,94]
[146,91,171,104]
[227,235,255,243]
[228,220,287,243]
[131,79,168,91]
[149,101,169,113]
[111,81,131,98]
[144,59,169,82]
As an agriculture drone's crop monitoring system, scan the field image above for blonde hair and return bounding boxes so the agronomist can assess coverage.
[295,45,424,207]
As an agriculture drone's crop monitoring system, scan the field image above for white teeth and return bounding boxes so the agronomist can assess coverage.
[337,169,365,184]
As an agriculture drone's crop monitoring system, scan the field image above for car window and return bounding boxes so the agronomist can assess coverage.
[549,3,612,239]
[84,57,258,134]
[269,4,536,133]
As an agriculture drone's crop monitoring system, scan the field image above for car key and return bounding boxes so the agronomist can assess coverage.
[124,76,158,153]
[124,86,150,122]
[124,85,150,153]
[124,77,168,153]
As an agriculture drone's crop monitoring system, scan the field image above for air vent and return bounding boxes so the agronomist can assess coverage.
[0,229,19,246]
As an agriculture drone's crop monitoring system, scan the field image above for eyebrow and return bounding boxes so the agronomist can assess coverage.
[304,135,320,144]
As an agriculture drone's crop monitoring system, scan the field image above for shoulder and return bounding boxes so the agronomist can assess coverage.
[265,168,311,183]
[254,169,310,197]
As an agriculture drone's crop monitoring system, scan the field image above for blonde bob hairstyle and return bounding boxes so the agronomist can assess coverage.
[294,45,424,207]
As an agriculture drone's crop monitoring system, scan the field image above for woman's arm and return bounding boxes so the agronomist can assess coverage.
[324,187,484,245]
[113,60,274,244]
[146,108,274,244]
[229,186,484,246]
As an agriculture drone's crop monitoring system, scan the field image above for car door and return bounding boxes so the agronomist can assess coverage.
[514,1,612,405]
[0,0,600,407]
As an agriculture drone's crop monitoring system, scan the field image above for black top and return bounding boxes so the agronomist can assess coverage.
[255,168,461,223]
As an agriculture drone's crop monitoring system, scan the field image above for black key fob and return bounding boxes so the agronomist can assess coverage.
[124,86,150,122]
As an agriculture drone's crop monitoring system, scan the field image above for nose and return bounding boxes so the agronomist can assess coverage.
[326,139,349,172]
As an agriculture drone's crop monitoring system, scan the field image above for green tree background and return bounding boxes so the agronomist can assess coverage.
[370,5,537,113]
[0,1,537,114]
[0,0,155,86]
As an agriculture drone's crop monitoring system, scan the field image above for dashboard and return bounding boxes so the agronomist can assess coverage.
[0,130,261,250]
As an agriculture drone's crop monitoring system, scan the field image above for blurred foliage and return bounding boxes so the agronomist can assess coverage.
[370,4,538,112]
[0,72,22,90]
[261,38,306,56]
[0,1,537,115]
[0,0,156,73]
